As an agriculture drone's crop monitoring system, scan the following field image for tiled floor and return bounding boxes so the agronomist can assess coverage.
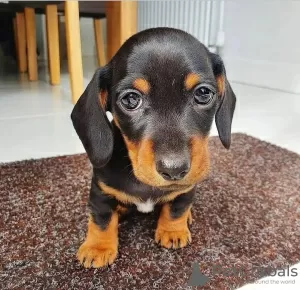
[0,59,299,288]
[0,58,96,163]
[1,58,299,163]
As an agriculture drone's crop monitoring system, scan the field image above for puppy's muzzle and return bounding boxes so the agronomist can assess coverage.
[156,154,190,181]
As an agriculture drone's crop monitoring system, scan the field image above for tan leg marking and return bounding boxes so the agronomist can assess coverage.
[77,213,118,268]
[155,204,192,249]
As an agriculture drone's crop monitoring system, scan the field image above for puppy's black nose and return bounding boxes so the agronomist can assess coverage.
[156,157,190,181]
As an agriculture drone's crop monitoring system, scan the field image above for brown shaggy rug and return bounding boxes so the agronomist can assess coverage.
[0,133,299,289]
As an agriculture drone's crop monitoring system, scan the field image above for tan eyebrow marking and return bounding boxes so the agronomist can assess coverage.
[132,78,150,94]
[184,73,201,90]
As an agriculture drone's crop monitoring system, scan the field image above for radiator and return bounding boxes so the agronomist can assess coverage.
[137,0,224,51]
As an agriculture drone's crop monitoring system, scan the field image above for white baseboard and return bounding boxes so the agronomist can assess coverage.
[223,57,300,94]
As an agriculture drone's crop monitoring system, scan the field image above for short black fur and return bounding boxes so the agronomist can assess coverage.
[71,27,236,230]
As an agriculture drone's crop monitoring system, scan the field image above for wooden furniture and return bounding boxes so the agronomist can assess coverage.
[64,1,83,104]
[15,12,27,73]
[94,18,106,67]
[106,1,137,60]
[45,5,60,85]
[24,7,38,81]
[5,1,137,103]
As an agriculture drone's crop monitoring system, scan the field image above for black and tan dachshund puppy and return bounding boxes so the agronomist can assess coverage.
[71,27,236,268]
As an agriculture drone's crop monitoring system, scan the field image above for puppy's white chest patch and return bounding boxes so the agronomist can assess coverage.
[135,199,154,213]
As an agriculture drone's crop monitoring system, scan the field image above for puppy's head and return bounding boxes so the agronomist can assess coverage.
[71,28,236,188]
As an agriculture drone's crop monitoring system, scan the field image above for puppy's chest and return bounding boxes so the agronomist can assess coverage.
[134,199,155,213]
[97,172,188,213]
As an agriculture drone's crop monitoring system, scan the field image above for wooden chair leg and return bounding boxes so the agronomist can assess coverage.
[13,18,19,65]
[93,18,106,67]
[24,7,38,81]
[15,13,27,73]
[106,1,137,60]
[46,5,60,85]
[65,0,83,104]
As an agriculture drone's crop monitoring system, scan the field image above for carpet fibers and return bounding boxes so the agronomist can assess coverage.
[0,134,299,289]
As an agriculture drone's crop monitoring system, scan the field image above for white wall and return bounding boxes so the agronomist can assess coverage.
[223,1,300,93]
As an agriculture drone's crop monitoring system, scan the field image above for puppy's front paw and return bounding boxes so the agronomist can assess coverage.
[78,213,119,268]
[155,204,192,249]
[77,242,117,268]
[155,227,191,249]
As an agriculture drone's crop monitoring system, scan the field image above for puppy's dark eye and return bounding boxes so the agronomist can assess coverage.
[120,92,142,110]
[194,86,215,105]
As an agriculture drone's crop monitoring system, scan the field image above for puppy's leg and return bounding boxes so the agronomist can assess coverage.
[77,180,118,268]
[155,189,195,249]
[116,204,129,215]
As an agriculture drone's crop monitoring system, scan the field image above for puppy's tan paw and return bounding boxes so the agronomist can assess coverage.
[77,242,117,268]
[78,213,119,268]
[155,204,192,249]
[155,228,191,249]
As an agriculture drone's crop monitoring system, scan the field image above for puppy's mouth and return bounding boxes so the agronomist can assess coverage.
[123,134,210,189]
[158,183,192,191]
[136,170,195,190]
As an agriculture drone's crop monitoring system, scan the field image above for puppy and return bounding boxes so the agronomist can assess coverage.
[71,27,236,268]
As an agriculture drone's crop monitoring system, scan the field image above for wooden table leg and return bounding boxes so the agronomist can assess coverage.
[93,18,106,67]
[65,0,83,104]
[15,12,27,73]
[106,1,137,61]
[46,5,60,85]
[13,18,19,65]
[24,7,38,81]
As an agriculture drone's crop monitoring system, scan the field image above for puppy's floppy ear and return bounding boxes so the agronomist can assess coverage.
[71,66,113,168]
[210,53,236,149]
